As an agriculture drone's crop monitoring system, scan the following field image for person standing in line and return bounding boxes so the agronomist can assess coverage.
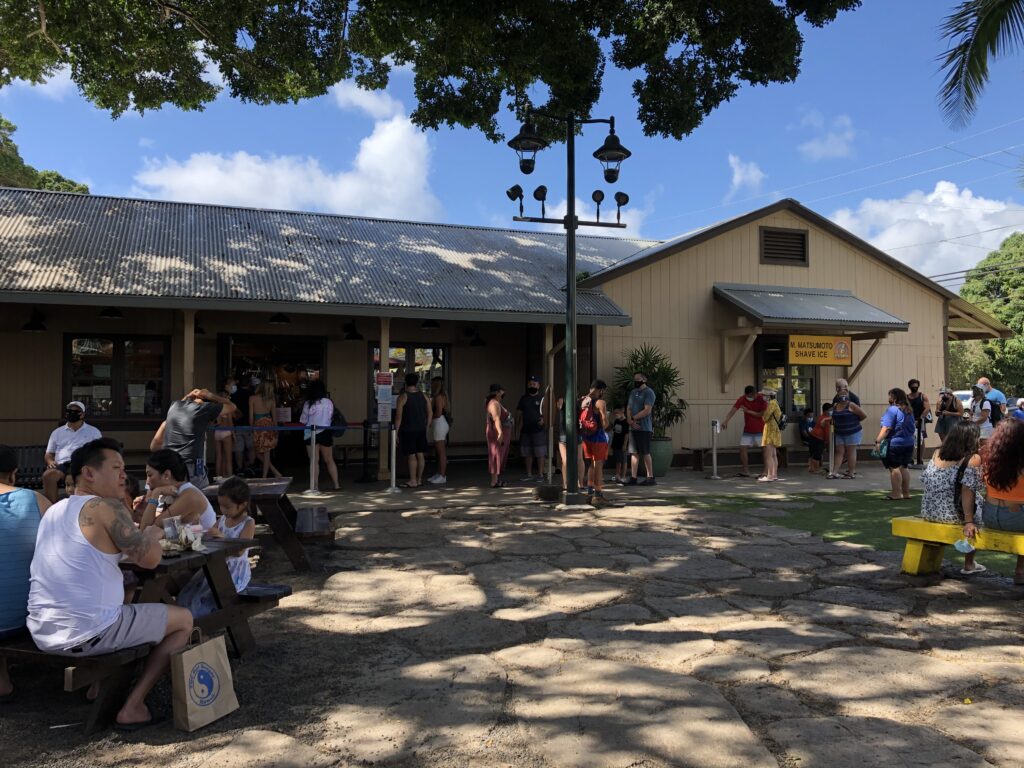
[977,377,1008,422]
[807,403,832,474]
[580,380,610,500]
[212,380,236,480]
[426,376,450,485]
[395,373,432,489]
[42,401,102,503]
[721,385,767,478]
[250,380,282,479]
[230,376,256,472]
[969,384,995,445]
[833,378,861,406]
[515,375,547,482]
[876,387,917,500]
[555,396,586,493]
[299,380,340,491]
[485,384,512,488]
[610,406,629,483]
[759,389,782,483]
[934,387,963,443]
[625,372,657,486]
[907,378,931,465]
[0,445,51,699]
[150,388,237,489]
[828,395,867,479]
[1014,398,1024,422]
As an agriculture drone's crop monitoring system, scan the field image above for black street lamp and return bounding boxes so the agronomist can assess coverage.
[507,113,631,505]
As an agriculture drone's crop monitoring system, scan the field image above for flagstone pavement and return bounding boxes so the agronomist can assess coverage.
[5,491,1023,767]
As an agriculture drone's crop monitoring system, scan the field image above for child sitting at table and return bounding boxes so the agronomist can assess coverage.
[177,477,255,618]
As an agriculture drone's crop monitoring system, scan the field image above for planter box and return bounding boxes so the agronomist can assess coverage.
[650,437,673,477]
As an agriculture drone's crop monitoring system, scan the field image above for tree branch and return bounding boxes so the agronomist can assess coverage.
[27,1,64,58]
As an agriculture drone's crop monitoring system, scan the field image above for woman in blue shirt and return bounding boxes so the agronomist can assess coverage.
[875,387,918,500]
[828,396,867,479]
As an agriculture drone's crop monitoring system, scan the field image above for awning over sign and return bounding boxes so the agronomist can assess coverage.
[712,283,910,333]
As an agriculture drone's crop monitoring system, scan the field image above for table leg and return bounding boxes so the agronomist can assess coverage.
[202,552,257,657]
[257,495,311,571]
[134,575,170,605]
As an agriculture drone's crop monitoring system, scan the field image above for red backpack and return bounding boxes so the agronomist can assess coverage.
[579,396,600,437]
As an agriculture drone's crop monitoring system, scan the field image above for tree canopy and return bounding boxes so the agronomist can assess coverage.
[0,1,859,141]
[957,231,1024,388]
[0,115,88,192]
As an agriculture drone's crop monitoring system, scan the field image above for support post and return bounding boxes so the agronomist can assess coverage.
[378,317,392,481]
[846,335,886,386]
[563,113,584,505]
[182,309,196,394]
[544,323,555,484]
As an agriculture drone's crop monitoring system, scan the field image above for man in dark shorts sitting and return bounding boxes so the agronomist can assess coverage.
[516,375,547,482]
[42,401,102,502]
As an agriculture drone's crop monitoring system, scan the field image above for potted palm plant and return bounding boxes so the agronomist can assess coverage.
[612,344,687,477]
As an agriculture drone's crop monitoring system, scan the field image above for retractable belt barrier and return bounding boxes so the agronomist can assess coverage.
[708,419,722,480]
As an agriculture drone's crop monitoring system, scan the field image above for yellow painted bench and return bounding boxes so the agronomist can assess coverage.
[891,516,1024,574]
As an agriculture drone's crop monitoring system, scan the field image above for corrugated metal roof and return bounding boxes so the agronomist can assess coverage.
[0,188,656,323]
[713,283,910,331]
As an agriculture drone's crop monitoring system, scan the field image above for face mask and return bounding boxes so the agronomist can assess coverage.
[909,386,919,393]
[634,381,644,389]
[66,410,83,423]
[528,386,539,394]
[229,384,238,394]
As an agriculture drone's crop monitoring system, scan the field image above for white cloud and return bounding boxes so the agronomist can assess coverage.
[797,113,857,161]
[2,66,76,101]
[138,137,155,148]
[330,82,404,120]
[831,181,1024,281]
[726,154,766,200]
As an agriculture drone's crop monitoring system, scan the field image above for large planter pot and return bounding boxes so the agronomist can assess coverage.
[650,437,674,477]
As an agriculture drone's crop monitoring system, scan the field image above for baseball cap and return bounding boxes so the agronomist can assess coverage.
[527,374,540,383]
[66,400,86,412]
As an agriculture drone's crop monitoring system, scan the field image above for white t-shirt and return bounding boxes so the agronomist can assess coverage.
[45,423,102,464]
[972,400,993,439]
[300,398,334,428]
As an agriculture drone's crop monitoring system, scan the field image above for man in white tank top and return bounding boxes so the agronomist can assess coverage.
[27,438,193,731]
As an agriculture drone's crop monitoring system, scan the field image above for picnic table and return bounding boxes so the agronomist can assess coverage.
[203,477,310,571]
[129,538,270,657]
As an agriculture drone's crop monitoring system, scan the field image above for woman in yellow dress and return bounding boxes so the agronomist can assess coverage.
[760,388,783,482]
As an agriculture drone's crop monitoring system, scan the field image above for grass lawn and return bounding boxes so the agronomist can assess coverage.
[670,491,1020,578]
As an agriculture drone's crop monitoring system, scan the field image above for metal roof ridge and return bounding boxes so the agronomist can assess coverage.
[0,186,659,246]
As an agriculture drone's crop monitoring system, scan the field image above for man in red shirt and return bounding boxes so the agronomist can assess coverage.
[722,385,768,477]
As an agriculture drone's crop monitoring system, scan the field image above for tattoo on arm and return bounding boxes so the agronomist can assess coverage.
[105,500,155,562]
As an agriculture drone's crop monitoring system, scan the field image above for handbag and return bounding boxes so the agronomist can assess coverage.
[171,630,239,732]
[870,437,890,459]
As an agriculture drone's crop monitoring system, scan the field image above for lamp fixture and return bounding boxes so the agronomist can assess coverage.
[421,319,440,330]
[614,191,630,224]
[533,185,547,218]
[342,320,364,341]
[505,184,524,217]
[99,306,125,320]
[268,312,291,325]
[21,309,46,333]
[507,122,549,174]
[591,190,604,221]
[593,127,632,184]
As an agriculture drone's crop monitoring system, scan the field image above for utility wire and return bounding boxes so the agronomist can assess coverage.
[886,220,1024,250]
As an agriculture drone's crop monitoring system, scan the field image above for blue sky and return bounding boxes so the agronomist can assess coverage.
[2,0,1023,289]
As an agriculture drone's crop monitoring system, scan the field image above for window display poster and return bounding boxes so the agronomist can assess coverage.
[92,385,112,400]
[376,385,393,404]
[72,386,92,399]
[129,396,146,414]
[93,364,111,378]
[127,383,146,397]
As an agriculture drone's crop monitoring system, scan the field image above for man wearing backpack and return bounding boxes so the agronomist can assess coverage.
[579,380,610,501]
[977,377,1007,427]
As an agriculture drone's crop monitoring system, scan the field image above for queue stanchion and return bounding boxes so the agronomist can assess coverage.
[386,423,401,493]
[828,422,835,477]
[302,425,326,497]
[708,419,722,480]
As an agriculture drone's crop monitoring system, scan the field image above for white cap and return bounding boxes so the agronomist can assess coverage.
[1017,398,1024,409]
[65,400,86,412]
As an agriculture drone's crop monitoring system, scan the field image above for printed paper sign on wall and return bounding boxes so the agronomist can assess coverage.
[788,335,853,366]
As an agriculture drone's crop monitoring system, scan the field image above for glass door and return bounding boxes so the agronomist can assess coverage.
[790,365,816,417]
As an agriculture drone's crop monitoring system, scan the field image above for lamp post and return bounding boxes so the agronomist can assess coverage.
[507,114,631,505]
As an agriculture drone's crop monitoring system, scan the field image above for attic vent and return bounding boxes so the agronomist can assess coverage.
[760,227,808,266]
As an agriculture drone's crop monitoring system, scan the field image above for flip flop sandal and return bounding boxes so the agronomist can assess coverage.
[883,495,902,501]
[960,564,988,575]
[114,713,165,733]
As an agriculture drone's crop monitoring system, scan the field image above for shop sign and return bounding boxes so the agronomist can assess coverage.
[375,372,394,387]
[788,335,852,365]
[377,401,391,423]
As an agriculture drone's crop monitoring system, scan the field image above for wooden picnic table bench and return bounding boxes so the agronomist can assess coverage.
[892,515,1024,574]
[0,628,151,734]
[203,477,310,571]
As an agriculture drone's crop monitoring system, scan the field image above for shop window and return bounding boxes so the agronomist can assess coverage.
[760,227,808,266]
[756,335,817,418]
[65,335,169,421]
[370,345,449,413]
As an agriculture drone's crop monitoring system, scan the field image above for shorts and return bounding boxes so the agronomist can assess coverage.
[628,430,652,456]
[314,429,334,447]
[185,459,209,490]
[983,499,1024,532]
[882,444,913,469]
[834,430,862,448]
[430,417,450,443]
[54,604,169,657]
[807,436,825,461]
[214,429,232,442]
[740,432,762,448]
[613,448,626,465]
[233,430,254,452]
[519,430,548,458]
[399,430,428,456]
[54,461,71,475]
[583,440,609,461]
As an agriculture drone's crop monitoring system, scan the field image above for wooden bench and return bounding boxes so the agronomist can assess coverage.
[0,631,151,734]
[690,445,788,472]
[892,516,1024,574]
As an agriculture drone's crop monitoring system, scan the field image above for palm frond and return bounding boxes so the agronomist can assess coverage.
[938,0,1024,126]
